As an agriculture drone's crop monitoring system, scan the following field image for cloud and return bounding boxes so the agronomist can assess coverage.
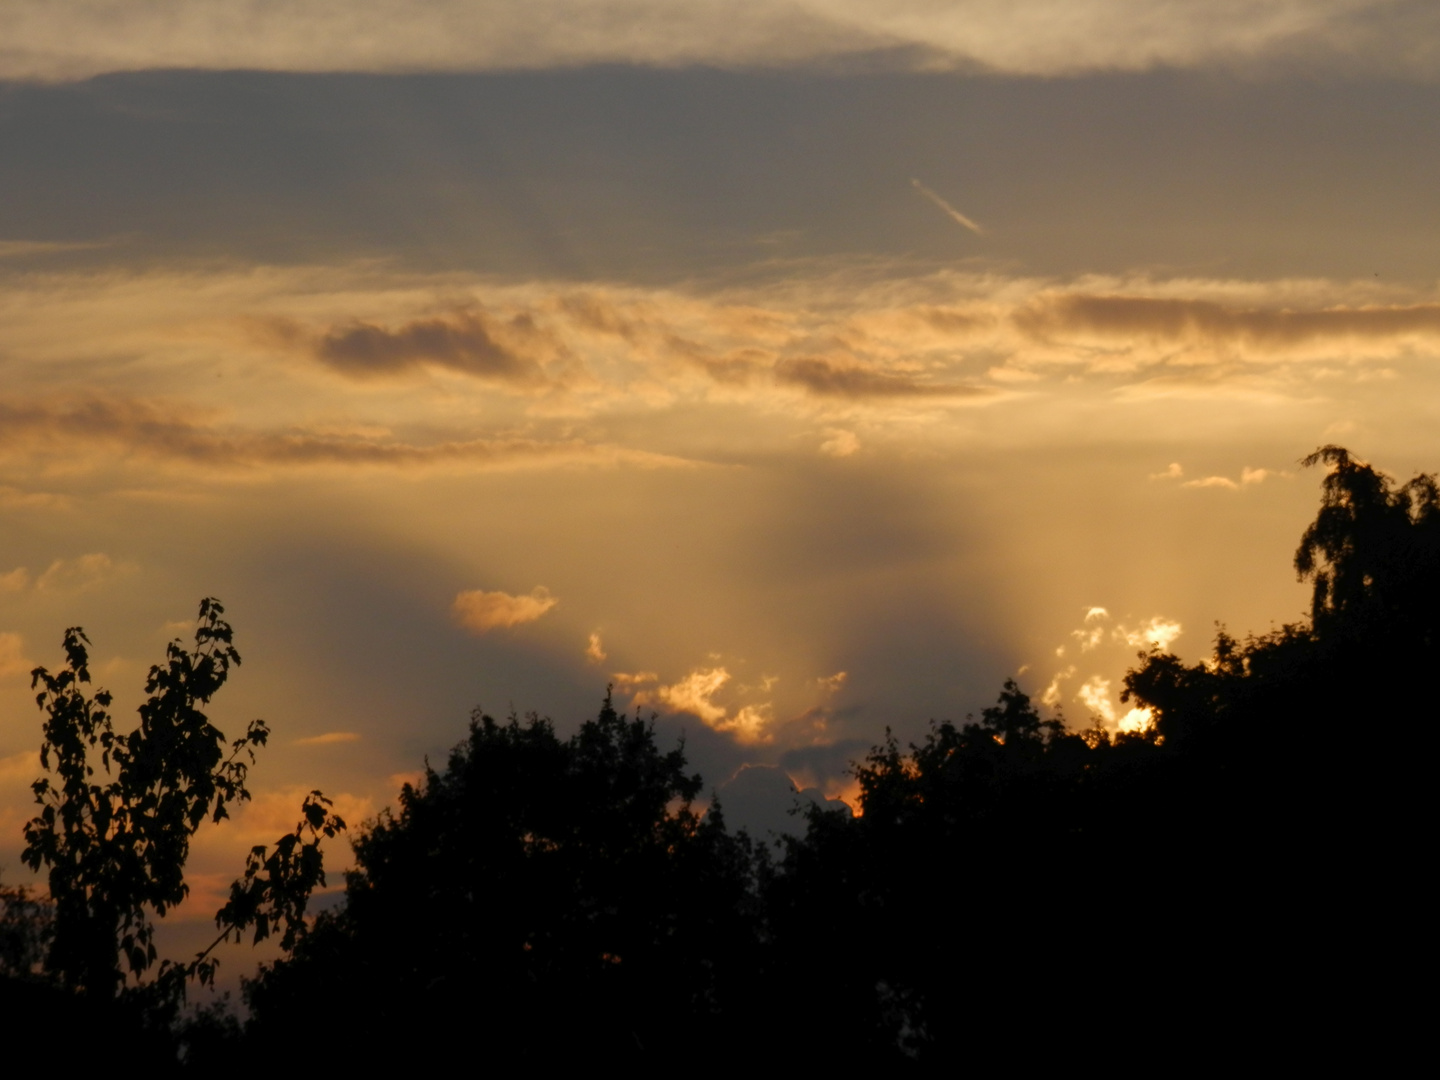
[1182,475,1239,489]
[0,568,29,592]
[1076,674,1116,724]
[452,587,558,633]
[1017,294,1440,348]
[774,358,986,400]
[819,429,860,458]
[911,179,985,236]
[0,239,113,258]
[629,666,773,744]
[722,703,775,745]
[312,309,548,383]
[5,2,1438,82]
[0,633,34,680]
[1040,666,1076,708]
[34,553,130,593]
[294,732,362,746]
[1117,707,1155,734]
[1115,617,1183,651]
[0,395,687,474]
[585,632,607,664]
[638,666,730,724]
[0,486,70,510]
[1150,463,1184,480]
[1073,607,1109,651]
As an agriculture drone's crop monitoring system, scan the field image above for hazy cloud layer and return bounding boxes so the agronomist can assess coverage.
[0,395,682,475]
[774,358,988,399]
[3,265,1439,491]
[1019,295,1440,347]
[4,1,1439,81]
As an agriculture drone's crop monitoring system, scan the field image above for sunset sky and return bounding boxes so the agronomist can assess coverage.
[4,1,1440,972]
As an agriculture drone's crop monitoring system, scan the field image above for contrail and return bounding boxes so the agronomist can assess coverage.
[911,178,985,236]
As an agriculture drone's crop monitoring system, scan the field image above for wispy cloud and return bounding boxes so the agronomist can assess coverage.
[1017,294,1440,347]
[35,553,131,593]
[0,633,34,681]
[5,2,1436,81]
[910,179,985,236]
[294,732,362,746]
[0,395,688,474]
[0,239,112,258]
[774,358,987,399]
[585,632,607,664]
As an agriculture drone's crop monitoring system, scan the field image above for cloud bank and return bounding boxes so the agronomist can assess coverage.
[4,2,1438,81]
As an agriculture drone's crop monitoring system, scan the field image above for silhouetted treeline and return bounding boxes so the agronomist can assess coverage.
[6,446,1432,1066]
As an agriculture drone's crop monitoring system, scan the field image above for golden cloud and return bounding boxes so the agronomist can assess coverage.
[630,666,775,745]
[0,633,34,681]
[452,586,558,633]
[585,632,607,664]
[34,553,131,593]
[294,732,362,746]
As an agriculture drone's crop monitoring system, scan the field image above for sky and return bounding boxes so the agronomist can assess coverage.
[4,0,1440,977]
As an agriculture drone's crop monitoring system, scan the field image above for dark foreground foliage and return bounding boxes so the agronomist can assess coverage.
[235,446,1434,1067]
[1,601,342,1067]
[5,446,1431,1065]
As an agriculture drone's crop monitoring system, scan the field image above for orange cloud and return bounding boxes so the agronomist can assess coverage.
[0,633,34,681]
[452,587,558,633]
[294,732,362,746]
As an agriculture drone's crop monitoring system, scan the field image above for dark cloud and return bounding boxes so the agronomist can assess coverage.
[314,309,548,382]
[710,764,851,842]
[774,357,987,399]
[1017,295,1440,346]
[6,69,1440,285]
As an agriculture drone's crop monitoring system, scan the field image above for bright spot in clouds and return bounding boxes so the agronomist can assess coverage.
[629,666,775,745]
[1041,608,1182,727]
[586,632,607,664]
[452,586,558,633]
[1118,707,1155,733]
[1077,675,1116,724]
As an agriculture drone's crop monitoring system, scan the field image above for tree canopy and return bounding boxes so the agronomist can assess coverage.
[6,446,1432,1066]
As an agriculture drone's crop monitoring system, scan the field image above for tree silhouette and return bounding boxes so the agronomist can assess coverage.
[17,599,344,1016]
[216,446,1440,1064]
[244,694,761,1066]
